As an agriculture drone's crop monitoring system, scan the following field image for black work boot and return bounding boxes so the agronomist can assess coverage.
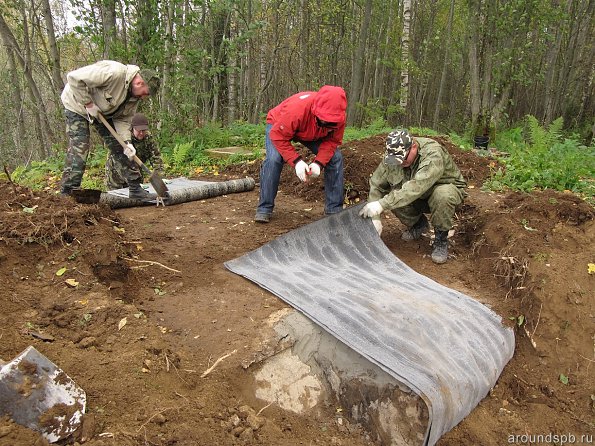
[431,230,449,264]
[129,183,157,201]
[60,184,76,196]
[401,215,429,241]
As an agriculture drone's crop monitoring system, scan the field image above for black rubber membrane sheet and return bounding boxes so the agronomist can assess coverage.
[99,177,255,208]
[225,204,515,446]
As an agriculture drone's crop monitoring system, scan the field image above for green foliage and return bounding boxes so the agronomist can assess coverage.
[227,122,266,147]
[494,127,525,151]
[160,121,265,174]
[526,115,563,149]
[447,133,472,151]
[13,147,108,191]
[170,142,195,165]
[12,157,62,190]
[483,116,595,200]
[12,114,593,208]
[343,118,392,141]
[410,127,441,137]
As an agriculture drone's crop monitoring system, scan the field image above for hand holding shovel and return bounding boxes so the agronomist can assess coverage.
[96,113,169,198]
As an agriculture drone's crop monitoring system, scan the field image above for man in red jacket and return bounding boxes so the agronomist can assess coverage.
[254,85,348,223]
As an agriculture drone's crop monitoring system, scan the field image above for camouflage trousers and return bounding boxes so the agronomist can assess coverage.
[105,155,129,190]
[60,110,142,193]
[392,183,466,231]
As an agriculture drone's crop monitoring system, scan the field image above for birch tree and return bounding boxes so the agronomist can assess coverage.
[400,0,411,117]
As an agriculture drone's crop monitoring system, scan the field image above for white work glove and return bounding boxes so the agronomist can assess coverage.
[123,143,136,160]
[295,160,310,182]
[85,102,100,120]
[308,162,321,178]
[372,219,383,236]
[359,201,384,218]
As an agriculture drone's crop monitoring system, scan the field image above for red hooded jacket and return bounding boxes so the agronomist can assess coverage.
[266,85,347,167]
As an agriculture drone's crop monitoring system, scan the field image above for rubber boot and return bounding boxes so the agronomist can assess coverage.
[401,215,429,241]
[431,230,449,264]
[60,184,78,196]
[128,182,157,201]
[60,186,73,196]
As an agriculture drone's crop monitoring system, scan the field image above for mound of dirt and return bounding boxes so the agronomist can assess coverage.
[224,133,494,205]
[0,133,593,446]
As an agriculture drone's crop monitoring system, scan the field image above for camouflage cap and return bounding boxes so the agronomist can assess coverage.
[384,129,413,165]
[138,68,160,95]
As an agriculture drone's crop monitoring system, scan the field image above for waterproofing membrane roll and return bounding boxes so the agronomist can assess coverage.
[225,204,515,446]
[98,177,255,209]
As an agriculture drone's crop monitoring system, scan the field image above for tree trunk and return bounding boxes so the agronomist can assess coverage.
[468,0,481,129]
[118,0,128,56]
[432,0,455,129]
[299,0,308,83]
[102,0,117,58]
[347,0,372,125]
[162,0,175,116]
[227,10,238,124]
[6,47,26,154]
[0,10,53,158]
[376,0,395,102]
[135,0,151,65]
[399,0,412,114]
[542,24,562,124]
[40,0,63,92]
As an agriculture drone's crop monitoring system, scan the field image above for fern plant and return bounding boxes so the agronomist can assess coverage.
[526,115,563,151]
[172,141,194,165]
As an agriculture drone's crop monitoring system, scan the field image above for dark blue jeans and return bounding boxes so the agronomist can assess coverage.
[257,124,344,215]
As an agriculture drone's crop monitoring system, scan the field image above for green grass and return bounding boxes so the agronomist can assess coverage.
[343,118,392,141]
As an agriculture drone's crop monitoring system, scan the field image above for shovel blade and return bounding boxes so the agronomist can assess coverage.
[149,171,169,198]
[0,346,86,442]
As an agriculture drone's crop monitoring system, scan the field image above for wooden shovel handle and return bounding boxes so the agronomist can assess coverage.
[96,112,128,149]
[96,112,146,171]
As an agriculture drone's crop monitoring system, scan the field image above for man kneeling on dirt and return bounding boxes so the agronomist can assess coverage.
[359,129,467,264]
[254,85,347,223]
[60,60,160,201]
[105,113,164,190]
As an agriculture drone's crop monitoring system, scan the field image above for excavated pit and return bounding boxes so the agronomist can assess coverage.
[251,309,428,446]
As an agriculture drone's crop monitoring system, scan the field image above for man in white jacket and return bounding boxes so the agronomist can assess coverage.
[60,60,158,200]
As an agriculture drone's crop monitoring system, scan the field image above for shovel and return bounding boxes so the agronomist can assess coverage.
[96,112,169,198]
[0,346,86,442]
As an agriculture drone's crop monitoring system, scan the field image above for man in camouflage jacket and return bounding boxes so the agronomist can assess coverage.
[359,129,467,264]
[105,113,164,190]
[59,60,159,200]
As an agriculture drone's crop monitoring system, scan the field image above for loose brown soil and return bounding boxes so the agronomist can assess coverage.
[1,134,593,446]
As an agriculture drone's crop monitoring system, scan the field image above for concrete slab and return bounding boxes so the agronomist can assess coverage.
[249,309,428,445]
[205,146,262,159]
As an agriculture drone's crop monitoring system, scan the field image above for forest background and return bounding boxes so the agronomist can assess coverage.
[0,0,593,196]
